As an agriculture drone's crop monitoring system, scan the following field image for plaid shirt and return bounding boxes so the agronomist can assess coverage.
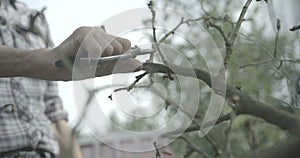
[0,0,68,157]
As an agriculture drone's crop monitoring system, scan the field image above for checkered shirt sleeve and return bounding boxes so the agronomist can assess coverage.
[44,81,68,122]
[0,0,68,156]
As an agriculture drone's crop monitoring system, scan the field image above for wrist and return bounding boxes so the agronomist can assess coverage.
[24,48,56,78]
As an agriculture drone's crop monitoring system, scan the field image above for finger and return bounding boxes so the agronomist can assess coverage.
[108,35,131,54]
[96,35,114,57]
[54,26,92,59]
[104,35,123,55]
[90,27,114,57]
[80,35,103,58]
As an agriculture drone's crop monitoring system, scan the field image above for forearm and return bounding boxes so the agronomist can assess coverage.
[0,45,70,80]
[0,46,56,77]
[0,45,34,77]
[52,119,83,158]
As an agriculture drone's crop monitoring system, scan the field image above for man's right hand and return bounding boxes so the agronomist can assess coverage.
[27,26,143,81]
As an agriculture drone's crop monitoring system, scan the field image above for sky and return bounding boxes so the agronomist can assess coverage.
[19,0,148,125]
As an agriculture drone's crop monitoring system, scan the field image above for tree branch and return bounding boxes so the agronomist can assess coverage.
[159,17,184,43]
[142,62,300,137]
[148,0,168,64]
[159,17,204,43]
[227,88,300,138]
[206,20,229,46]
[273,19,281,59]
[224,0,253,68]
[290,24,300,31]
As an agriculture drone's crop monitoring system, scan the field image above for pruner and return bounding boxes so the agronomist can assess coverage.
[55,46,156,68]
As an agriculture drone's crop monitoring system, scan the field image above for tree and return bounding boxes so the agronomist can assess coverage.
[75,0,300,157]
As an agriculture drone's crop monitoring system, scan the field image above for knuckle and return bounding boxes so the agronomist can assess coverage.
[75,26,91,35]
[73,27,93,43]
[92,27,106,36]
[120,38,131,51]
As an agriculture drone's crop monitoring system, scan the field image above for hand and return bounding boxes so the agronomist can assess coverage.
[29,26,142,80]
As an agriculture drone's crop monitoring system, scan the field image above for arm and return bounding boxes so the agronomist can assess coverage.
[52,119,83,158]
[0,27,142,81]
[0,46,64,80]
[0,45,38,78]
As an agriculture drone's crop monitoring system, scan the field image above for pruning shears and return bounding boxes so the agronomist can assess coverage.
[55,46,156,68]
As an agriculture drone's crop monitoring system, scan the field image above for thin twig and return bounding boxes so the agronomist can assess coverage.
[240,59,273,69]
[199,0,208,15]
[207,20,229,45]
[208,15,235,30]
[238,32,274,59]
[162,113,231,136]
[109,85,150,101]
[147,1,155,62]
[150,83,222,155]
[159,14,233,46]
[224,0,253,68]
[148,1,168,64]
[112,85,149,93]
[239,58,300,69]
[109,72,148,97]
[159,17,184,43]
[228,0,252,43]
[273,19,281,59]
[128,72,148,91]
[150,84,197,123]
[159,17,204,43]
[225,111,236,158]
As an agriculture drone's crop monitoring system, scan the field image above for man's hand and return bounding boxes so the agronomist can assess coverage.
[27,26,142,80]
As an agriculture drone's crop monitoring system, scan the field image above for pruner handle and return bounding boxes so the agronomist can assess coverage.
[55,47,156,68]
